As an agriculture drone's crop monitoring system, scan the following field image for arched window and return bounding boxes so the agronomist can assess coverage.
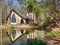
[20,19,24,24]
[11,14,16,22]
[11,30,16,38]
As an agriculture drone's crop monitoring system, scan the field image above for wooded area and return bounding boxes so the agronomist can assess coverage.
[0,0,60,45]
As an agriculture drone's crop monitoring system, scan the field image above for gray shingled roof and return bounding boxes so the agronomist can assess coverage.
[13,7,33,20]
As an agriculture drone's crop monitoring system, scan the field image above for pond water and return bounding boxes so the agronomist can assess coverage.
[12,41,27,45]
[3,37,27,45]
[12,38,27,45]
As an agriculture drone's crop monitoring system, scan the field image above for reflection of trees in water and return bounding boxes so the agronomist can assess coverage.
[0,29,11,45]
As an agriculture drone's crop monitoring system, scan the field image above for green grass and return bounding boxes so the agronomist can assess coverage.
[9,25,16,30]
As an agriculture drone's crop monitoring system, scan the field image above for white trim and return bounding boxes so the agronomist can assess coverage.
[10,22,17,24]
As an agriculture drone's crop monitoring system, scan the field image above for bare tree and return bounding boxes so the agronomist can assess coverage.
[0,0,2,25]
[0,0,7,24]
[6,0,13,14]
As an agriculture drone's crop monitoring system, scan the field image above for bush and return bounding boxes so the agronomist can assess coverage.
[25,30,30,34]
[43,17,56,27]
[10,25,16,30]
[27,38,47,45]
[48,29,60,39]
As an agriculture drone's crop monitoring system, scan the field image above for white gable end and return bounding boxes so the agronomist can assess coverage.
[8,11,26,24]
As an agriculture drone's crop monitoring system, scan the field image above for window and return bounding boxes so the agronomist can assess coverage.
[20,19,24,24]
[11,30,16,38]
[11,14,16,22]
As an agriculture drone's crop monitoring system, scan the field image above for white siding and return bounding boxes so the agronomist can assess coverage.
[11,11,22,24]
[8,11,26,24]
